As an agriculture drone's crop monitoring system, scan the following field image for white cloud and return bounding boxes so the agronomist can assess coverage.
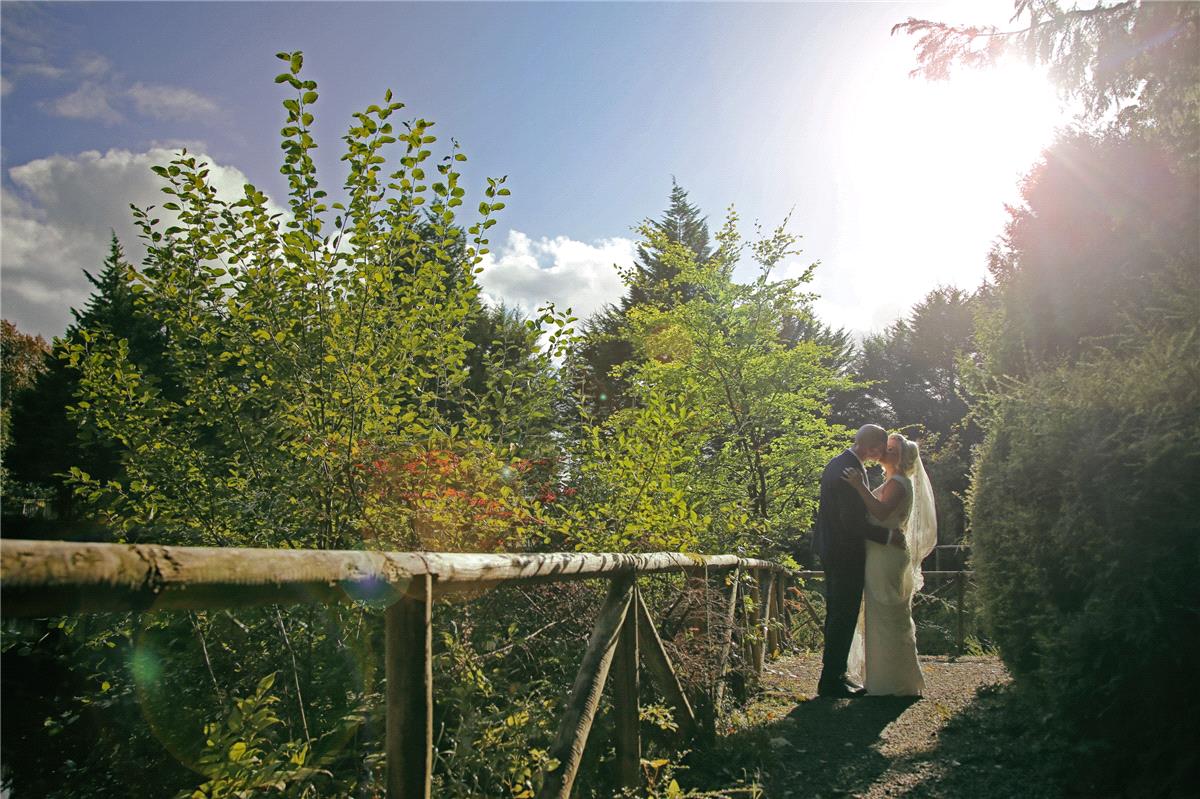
[1,148,269,338]
[77,53,112,77]
[476,230,634,322]
[41,81,123,124]
[16,61,67,80]
[128,82,220,121]
[0,75,12,96]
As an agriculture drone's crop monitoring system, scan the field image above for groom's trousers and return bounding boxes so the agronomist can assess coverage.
[820,550,866,684]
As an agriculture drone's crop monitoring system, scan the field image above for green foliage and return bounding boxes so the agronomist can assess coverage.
[64,52,514,549]
[553,210,853,557]
[181,673,328,798]
[1,51,574,799]
[5,236,161,524]
[0,319,50,502]
[978,134,1198,382]
[969,322,1200,791]
[856,286,978,438]
[577,180,714,419]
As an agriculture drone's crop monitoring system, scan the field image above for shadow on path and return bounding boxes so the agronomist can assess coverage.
[681,654,1074,798]
[687,695,917,797]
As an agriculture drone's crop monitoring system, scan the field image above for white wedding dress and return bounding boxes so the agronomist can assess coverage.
[846,474,927,696]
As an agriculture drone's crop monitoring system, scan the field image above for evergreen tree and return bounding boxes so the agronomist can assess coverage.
[577,180,713,418]
[5,236,165,523]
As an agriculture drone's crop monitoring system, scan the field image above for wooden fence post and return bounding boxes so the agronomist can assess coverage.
[765,571,780,659]
[714,567,741,709]
[386,573,433,799]
[956,572,967,655]
[634,588,698,743]
[539,574,635,799]
[614,583,641,791]
[746,571,762,675]
[777,573,787,647]
[754,570,775,673]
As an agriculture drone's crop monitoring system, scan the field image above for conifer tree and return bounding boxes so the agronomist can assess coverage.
[577,180,712,418]
[6,235,165,521]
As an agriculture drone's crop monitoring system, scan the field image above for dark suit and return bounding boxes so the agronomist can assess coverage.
[814,449,890,688]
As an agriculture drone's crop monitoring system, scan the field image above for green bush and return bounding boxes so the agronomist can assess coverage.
[969,327,1200,792]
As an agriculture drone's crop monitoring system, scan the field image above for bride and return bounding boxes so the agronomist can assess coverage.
[840,433,937,696]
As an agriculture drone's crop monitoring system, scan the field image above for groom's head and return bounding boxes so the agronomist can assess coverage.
[852,424,888,463]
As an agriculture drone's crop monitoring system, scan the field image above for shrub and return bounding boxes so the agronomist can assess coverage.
[969,325,1200,792]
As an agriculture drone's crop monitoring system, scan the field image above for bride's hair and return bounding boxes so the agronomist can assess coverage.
[895,435,920,475]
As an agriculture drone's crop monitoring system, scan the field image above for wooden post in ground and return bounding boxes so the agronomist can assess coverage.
[765,571,780,659]
[614,583,641,791]
[386,573,433,799]
[634,589,698,743]
[714,567,741,709]
[759,570,776,669]
[774,574,789,650]
[539,574,635,799]
[747,570,763,676]
[956,572,967,655]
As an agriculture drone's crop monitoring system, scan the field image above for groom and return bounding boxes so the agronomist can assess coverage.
[814,424,899,698]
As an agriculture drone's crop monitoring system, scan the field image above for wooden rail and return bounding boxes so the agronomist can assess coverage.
[1,539,791,798]
[791,569,977,654]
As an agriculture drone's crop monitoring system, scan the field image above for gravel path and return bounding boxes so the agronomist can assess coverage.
[685,652,1068,798]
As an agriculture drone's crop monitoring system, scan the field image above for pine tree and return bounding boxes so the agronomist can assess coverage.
[576,180,712,418]
[6,235,164,522]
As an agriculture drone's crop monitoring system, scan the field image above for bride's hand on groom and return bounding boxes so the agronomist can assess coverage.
[841,468,867,492]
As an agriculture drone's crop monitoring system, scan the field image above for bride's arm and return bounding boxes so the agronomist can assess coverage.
[840,469,903,521]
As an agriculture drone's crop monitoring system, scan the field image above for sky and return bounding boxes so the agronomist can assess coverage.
[1,1,1071,341]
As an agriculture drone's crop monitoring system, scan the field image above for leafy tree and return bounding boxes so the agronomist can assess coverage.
[0,320,48,402]
[902,3,1200,789]
[1,52,557,799]
[65,52,525,551]
[855,286,978,437]
[968,306,1199,794]
[553,211,855,559]
[0,319,50,511]
[624,179,714,309]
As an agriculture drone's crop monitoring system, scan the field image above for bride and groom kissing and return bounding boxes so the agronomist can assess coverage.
[814,424,936,699]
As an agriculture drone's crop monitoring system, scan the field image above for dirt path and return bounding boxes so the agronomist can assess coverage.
[684,653,1068,798]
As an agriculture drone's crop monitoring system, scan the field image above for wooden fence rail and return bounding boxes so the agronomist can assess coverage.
[790,570,977,654]
[0,540,973,797]
[1,540,791,798]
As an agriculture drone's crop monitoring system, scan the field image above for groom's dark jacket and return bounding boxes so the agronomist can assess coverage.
[814,450,890,563]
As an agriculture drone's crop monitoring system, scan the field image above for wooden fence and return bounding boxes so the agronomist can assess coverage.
[1,540,795,798]
[789,570,977,655]
[0,539,974,797]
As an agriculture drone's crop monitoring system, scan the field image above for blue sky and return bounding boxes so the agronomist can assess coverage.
[1,1,1068,340]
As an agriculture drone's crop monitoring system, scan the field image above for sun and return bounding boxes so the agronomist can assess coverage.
[939,58,1068,173]
[817,55,1071,334]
